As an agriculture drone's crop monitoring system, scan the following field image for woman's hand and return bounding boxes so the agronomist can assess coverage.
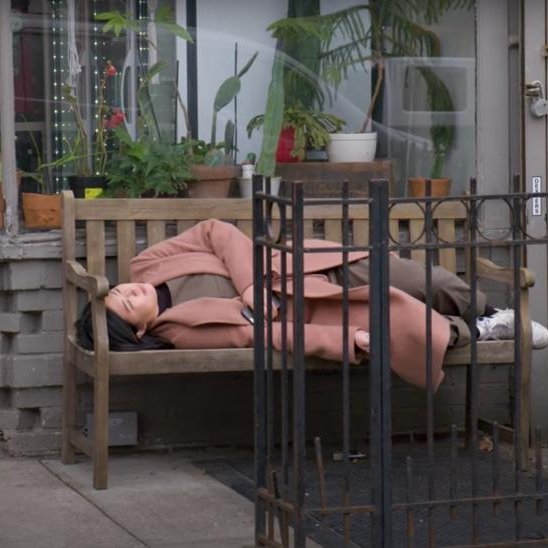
[354,330,370,353]
[242,285,278,319]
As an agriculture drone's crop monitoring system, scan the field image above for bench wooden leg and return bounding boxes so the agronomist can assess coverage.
[61,352,76,464]
[92,369,109,490]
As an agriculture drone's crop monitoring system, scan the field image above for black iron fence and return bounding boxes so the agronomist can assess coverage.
[252,176,548,547]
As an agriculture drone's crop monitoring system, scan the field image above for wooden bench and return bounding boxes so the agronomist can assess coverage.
[61,190,534,489]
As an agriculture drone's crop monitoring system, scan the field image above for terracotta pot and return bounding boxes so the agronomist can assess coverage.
[187,165,240,198]
[21,193,62,229]
[407,177,451,198]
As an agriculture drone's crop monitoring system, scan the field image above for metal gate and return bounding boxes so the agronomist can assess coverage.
[252,177,548,547]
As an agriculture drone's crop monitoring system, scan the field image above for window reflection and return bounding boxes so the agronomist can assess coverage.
[9,1,475,199]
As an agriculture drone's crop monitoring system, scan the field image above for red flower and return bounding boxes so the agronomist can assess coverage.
[102,108,126,130]
[105,62,117,77]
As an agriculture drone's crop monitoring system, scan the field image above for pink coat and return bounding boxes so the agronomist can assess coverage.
[129,219,450,390]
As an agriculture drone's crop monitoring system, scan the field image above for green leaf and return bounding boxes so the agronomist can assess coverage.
[237,51,259,78]
[142,61,168,84]
[154,6,193,41]
[213,77,241,113]
[94,11,121,21]
[157,21,193,42]
[154,5,174,22]
[256,49,285,176]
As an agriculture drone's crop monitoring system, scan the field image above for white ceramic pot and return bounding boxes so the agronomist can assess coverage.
[327,132,377,162]
[241,163,255,179]
[239,176,280,198]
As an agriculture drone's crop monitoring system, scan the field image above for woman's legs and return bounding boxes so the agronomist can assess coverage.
[386,256,487,321]
[341,256,487,348]
[343,255,487,318]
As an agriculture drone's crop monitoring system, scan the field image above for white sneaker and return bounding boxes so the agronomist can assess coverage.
[477,308,548,349]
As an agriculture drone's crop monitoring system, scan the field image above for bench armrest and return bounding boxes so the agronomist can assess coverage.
[476,257,535,289]
[65,260,111,360]
[65,260,110,298]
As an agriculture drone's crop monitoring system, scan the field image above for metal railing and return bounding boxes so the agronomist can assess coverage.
[252,176,548,547]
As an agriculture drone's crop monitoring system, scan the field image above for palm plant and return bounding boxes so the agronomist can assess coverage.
[256,0,473,175]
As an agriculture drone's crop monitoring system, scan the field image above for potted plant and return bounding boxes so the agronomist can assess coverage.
[185,129,241,198]
[184,51,258,198]
[246,105,345,163]
[98,10,257,199]
[59,59,126,198]
[103,129,192,198]
[256,0,473,173]
[407,65,454,197]
[17,130,63,230]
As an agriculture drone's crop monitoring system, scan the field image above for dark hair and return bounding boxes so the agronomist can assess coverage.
[75,302,173,351]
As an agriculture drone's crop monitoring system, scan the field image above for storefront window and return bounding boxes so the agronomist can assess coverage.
[9,1,475,201]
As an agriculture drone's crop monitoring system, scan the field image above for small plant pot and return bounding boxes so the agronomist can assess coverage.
[187,165,240,198]
[238,176,280,199]
[276,128,302,163]
[327,132,377,162]
[407,177,451,198]
[22,193,62,229]
[68,176,108,199]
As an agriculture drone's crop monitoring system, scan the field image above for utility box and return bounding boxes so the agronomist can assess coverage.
[85,411,138,446]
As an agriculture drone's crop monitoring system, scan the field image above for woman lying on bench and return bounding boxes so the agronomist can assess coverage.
[76,219,548,390]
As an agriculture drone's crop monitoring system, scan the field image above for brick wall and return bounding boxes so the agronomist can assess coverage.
[0,235,512,456]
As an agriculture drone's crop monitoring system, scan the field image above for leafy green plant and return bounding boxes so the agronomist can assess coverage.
[247,106,345,160]
[210,52,258,147]
[183,51,258,167]
[104,129,192,197]
[416,66,455,178]
[99,9,258,177]
[186,121,235,167]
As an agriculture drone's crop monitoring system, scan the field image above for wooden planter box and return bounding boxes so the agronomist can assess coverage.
[275,160,394,197]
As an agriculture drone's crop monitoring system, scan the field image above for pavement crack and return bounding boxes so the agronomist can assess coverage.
[39,460,150,547]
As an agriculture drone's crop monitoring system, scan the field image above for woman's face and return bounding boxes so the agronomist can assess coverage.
[105,283,159,331]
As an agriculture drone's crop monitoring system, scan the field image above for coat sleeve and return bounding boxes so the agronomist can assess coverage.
[272,323,363,364]
[157,320,362,364]
[129,219,254,294]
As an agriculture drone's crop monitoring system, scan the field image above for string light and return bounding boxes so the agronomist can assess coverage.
[51,0,65,188]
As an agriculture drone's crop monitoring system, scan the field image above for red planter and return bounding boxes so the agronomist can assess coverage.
[276,127,301,163]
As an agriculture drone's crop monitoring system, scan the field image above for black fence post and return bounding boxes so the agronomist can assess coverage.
[252,174,267,545]
[368,179,392,546]
[291,181,306,546]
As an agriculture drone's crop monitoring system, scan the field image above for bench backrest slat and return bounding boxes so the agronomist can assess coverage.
[117,220,136,284]
[87,220,106,276]
[438,219,457,273]
[235,219,253,238]
[325,219,343,242]
[409,219,426,264]
[353,220,369,246]
[147,220,167,247]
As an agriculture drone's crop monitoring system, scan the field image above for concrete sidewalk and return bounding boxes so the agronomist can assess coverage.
[0,451,256,548]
